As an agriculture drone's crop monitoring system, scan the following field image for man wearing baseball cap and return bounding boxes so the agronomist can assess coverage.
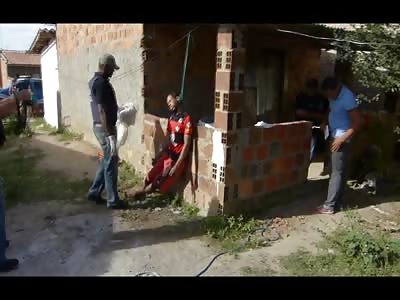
[87,54,127,209]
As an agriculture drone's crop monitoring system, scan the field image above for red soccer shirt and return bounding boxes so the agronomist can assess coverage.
[167,112,192,158]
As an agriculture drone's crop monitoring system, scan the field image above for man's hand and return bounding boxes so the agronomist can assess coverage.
[169,165,177,176]
[107,135,117,157]
[331,137,346,152]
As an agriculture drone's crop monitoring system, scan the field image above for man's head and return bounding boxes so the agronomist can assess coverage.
[305,78,319,96]
[166,92,181,112]
[98,54,120,78]
[321,77,341,100]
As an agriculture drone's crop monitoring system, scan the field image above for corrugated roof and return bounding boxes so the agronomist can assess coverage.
[0,50,40,66]
[29,28,56,54]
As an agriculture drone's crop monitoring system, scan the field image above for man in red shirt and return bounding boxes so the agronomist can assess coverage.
[131,93,192,199]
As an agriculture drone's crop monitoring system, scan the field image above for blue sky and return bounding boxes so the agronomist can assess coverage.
[0,24,43,50]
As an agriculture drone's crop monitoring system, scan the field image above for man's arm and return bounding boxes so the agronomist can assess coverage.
[0,90,32,118]
[175,134,192,168]
[0,96,18,118]
[331,108,363,152]
[169,117,193,176]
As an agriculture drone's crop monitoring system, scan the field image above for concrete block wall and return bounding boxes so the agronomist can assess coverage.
[56,24,146,172]
[223,121,311,213]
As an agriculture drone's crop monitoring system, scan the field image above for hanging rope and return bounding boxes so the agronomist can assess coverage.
[179,31,192,103]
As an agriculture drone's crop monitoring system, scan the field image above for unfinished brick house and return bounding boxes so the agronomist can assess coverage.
[56,23,334,215]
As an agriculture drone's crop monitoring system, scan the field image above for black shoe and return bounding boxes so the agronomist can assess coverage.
[0,259,19,273]
[88,195,107,205]
[108,201,129,210]
[5,240,10,249]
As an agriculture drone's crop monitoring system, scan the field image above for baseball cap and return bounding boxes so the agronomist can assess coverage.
[99,54,120,70]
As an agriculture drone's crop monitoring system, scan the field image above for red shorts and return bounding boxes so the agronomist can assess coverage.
[145,153,186,193]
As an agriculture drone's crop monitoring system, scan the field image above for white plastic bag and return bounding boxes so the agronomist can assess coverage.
[116,103,137,149]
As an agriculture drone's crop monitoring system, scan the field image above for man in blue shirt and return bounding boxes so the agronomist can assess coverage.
[317,77,363,214]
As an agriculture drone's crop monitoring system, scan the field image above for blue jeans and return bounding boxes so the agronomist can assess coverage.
[88,126,120,207]
[0,177,7,264]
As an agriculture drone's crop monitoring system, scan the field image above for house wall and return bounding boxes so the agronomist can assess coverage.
[56,24,146,172]
[0,56,8,87]
[143,24,217,123]
[7,65,41,78]
[41,41,60,128]
[245,29,321,123]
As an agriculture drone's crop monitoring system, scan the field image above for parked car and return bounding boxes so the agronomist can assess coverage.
[0,76,43,116]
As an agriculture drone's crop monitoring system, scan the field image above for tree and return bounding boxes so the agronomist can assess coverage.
[334,23,400,103]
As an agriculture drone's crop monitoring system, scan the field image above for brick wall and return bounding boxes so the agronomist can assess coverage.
[143,24,217,122]
[223,121,311,214]
[143,113,221,215]
[57,24,146,172]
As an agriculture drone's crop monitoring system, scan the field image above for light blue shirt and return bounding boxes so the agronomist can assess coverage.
[329,85,358,138]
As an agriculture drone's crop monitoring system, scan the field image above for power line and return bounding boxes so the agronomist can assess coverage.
[277,29,400,47]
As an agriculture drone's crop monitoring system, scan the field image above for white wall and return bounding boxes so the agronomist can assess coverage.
[41,41,60,128]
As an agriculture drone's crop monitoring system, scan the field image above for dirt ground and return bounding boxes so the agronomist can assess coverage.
[2,132,400,276]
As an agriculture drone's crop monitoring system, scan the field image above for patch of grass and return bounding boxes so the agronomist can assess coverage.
[30,117,54,133]
[240,266,277,276]
[280,213,400,276]
[202,215,264,251]
[30,118,83,142]
[118,160,143,191]
[0,139,91,208]
[169,193,200,217]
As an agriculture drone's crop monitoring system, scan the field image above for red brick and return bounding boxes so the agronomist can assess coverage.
[144,137,153,152]
[282,140,297,154]
[276,125,288,140]
[296,153,306,167]
[239,180,253,198]
[217,31,233,48]
[197,126,209,139]
[264,161,272,175]
[272,157,286,173]
[263,127,277,142]
[242,147,254,162]
[289,169,300,183]
[303,138,311,152]
[265,176,278,192]
[225,166,238,182]
[214,110,228,130]
[198,159,211,177]
[254,180,264,194]
[256,144,268,160]
[215,71,231,92]
[249,128,262,144]
[284,156,296,171]
[202,144,213,158]
[198,176,211,192]
[278,173,291,188]
[241,165,248,178]
[287,124,298,137]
